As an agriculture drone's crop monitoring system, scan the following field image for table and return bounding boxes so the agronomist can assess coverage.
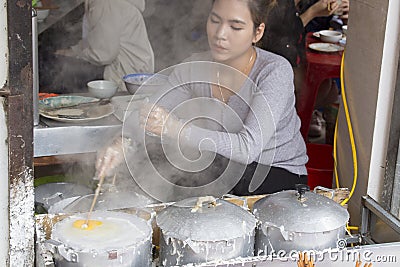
[34,115,121,157]
[296,32,343,140]
[33,93,131,157]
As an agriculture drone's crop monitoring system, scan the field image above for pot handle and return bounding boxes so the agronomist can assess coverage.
[295,184,310,201]
[191,196,217,212]
[57,245,79,263]
[313,186,335,199]
[45,239,79,263]
[185,238,201,254]
[262,223,294,242]
[44,239,62,254]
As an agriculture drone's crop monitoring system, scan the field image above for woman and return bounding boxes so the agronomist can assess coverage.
[97,0,308,198]
[51,0,154,92]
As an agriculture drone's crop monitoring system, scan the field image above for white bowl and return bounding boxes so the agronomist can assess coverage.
[342,25,348,35]
[319,30,342,43]
[36,9,50,22]
[87,80,118,99]
[123,73,168,95]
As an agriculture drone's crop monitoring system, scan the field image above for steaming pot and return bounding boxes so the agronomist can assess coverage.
[48,211,152,267]
[253,185,349,255]
[156,196,257,266]
[34,182,93,213]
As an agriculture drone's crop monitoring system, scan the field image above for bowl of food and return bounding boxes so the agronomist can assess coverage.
[123,73,168,95]
[319,30,342,43]
[87,80,118,99]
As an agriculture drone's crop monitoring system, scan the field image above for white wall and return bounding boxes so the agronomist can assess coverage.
[0,0,7,88]
[337,0,390,225]
[367,0,400,201]
[0,0,9,265]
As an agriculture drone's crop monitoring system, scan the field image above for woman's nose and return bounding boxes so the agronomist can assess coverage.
[215,24,227,40]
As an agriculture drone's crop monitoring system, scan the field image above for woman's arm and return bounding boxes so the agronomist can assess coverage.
[183,61,296,165]
[70,1,122,65]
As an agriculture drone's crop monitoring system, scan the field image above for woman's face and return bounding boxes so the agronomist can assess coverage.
[207,0,264,64]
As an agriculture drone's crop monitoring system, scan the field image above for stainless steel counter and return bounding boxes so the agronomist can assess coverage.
[33,115,121,157]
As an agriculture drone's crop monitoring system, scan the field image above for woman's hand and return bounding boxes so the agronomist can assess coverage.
[338,0,350,20]
[139,103,184,139]
[95,136,126,179]
[311,0,338,17]
[299,0,338,27]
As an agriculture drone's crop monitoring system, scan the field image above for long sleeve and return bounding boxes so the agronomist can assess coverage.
[184,59,294,165]
[71,2,120,65]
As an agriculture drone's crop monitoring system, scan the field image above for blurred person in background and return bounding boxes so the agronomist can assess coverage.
[49,0,154,92]
[259,0,349,138]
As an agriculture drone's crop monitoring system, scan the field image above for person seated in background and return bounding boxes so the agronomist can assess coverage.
[258,0,349,138]
[50,0,154,92]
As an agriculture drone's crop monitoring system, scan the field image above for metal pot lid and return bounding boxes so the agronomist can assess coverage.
[35,183,93,210]
[253,188,349,233]
[62,191,154,213]
[51,211,152,252]
[156,196,257,242]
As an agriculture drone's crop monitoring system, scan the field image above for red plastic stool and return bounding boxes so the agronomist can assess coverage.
[296,33,343,141]
[306,143,334,190]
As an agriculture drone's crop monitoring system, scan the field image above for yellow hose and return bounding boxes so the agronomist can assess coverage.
[333,51,358,206]
[347,226,359,230]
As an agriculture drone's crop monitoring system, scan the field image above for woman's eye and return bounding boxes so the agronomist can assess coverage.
[210,17,219,24]
[231,26,242,31]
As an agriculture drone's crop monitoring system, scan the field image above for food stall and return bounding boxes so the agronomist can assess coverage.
[1,0,400,266]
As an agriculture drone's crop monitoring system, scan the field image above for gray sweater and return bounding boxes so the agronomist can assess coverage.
[150,47,308,175]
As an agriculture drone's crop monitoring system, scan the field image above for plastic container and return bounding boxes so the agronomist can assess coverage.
[306,143,334,189]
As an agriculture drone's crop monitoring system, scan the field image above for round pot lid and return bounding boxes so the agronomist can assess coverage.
[35,183,93,210]
[51,211,152,252]
[156,196,257,242]
[253,188,349,233]
[61,191,154,213]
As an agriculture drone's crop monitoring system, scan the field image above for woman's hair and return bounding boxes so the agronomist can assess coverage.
[247,0,277,29]
[211,0,277,30]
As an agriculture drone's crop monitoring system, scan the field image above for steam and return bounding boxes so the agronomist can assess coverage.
[122,61,276,203]
[143,0,211,71]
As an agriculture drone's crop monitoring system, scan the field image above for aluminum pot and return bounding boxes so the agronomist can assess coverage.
[47,211,152,267]
[156,196,257,266]
[34,182,93,213]
[253,185,349,255]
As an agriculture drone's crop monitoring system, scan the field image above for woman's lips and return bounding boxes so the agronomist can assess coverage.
[212,44,228,52]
